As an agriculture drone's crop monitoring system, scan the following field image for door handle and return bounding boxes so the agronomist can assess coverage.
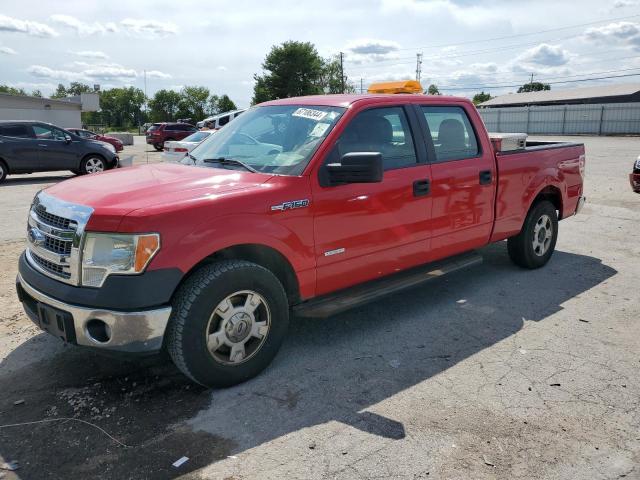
[413,178,431,196]
[479,170,492,185]
[38,144,48,147]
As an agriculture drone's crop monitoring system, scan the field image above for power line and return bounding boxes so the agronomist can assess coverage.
[384,13,640,52]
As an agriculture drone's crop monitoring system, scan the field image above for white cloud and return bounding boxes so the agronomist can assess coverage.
[584,21,640,50]
[73,50,109,59]
[0,14,58,37]
[51,14,117,35]
[120,18,177,36]
[84,65,137,80]
[0,46,17,55]
[145,70,172,79]
[347,38,401,55]
[217,66,228,71]
[515,43,571,66]
[27,65,86,82]
[613,0,638,7]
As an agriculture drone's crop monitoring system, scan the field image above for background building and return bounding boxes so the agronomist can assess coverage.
[0,92,99,128]
[478,83,640,135]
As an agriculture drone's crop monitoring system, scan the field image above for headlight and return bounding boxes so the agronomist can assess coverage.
[102,142,116,153]
[81,233,160,287]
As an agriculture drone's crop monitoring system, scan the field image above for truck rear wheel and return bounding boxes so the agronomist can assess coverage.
[166,260,289,387]
[507,200,558,269]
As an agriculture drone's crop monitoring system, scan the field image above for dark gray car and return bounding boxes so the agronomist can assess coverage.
[0,121,119,182]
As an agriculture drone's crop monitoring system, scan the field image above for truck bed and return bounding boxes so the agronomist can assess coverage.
[490,140,585,243]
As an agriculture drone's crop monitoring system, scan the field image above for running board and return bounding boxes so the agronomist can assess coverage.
[293,251,483,318]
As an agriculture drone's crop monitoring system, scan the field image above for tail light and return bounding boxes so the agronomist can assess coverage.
[578,154,585,178]
[174,148,188,152]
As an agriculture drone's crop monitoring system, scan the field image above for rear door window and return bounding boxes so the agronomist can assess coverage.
[218,115,230,127]
[336,106,418,170]
[0,124,32,138]
[420,106,479,162]
[33,125,67,141]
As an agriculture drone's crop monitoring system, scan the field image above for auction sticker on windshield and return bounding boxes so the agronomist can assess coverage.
[292,108,328,121]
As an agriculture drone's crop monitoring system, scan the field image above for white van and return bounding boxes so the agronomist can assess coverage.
[196,109,246,129]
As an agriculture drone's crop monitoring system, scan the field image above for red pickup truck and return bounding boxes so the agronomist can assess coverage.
[16,94,586,387]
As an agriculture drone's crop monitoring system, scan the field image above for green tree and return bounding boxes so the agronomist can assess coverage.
[427,84,440,95]
[99,87,146,128]
[252,41,325,104]
[472,91,492,105]
[0,85,27,96]
[177,86,210,121]
[51,83,67,99]
[517,82,550,93]
[148,89,181,122]
[216,94,237,113]
[31,89,43,97]
[321,54,355,94]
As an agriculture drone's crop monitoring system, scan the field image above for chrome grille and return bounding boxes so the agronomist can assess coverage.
[34,203,72,230]
[30,252,71,279]
[25,192,93,285]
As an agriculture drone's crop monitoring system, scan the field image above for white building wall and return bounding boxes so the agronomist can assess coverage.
[0,107,81,128]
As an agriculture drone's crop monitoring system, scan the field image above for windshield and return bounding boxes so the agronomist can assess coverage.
[182,131,211,143]
[188,105,345,175]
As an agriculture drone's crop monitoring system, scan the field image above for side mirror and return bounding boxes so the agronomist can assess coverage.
[64,135,72,144]
[323,152,383,186]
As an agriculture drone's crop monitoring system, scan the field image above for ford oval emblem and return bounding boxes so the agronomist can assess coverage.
[28,227,45,246]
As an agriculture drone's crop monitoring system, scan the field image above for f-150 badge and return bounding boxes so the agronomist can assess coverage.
[271,199,310,212]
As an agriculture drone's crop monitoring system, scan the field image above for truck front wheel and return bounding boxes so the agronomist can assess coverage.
[507,200,558,269]
[166,260,289,387]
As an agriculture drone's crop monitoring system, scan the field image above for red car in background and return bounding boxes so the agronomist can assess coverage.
[631,156,640,193]
[145,123,198,151]
[66,128,124,152]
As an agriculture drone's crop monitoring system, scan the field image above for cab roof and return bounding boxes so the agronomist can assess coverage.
[260,94,470,108]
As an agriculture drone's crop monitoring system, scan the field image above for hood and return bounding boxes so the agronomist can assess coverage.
[45,162,273,221]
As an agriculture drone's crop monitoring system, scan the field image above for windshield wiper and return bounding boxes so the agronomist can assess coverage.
[201,157,258,173]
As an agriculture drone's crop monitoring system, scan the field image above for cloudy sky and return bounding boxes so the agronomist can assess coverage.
[1,0,640,107]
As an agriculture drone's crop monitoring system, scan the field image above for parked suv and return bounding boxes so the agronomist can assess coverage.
[0,121,119,182]
[66,128,124,152]
[146,123,197,151]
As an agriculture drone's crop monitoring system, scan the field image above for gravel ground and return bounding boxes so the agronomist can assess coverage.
[0,136,638,479]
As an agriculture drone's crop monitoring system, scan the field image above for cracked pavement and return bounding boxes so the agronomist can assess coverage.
[0,136,638,479]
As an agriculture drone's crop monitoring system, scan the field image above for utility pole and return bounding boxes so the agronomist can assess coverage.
[360,78,363,94]
[339,52,345,94]
[143,69,148,129]
[416,53,423,83]
[529,72,534,89]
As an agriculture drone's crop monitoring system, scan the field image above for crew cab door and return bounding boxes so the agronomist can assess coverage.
[311,105,433,296]
[0,123,39,171]
[32,124,79,171]
[415,104,496,260]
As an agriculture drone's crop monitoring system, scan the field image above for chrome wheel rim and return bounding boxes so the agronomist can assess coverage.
[0,164,4,178]
[85,157,104,174]
[205,290,271,365]
[532,214,553,256]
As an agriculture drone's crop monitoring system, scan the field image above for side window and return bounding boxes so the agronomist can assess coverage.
[0,125,32,138]
[165,125,177,131]
[336,107,417,170]
[33,125,67,141]
[218,115,230,127]
[421,106,479,162]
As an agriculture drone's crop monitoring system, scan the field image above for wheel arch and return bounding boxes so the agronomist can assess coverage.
[176,243,301,306]
[531,184,563,219]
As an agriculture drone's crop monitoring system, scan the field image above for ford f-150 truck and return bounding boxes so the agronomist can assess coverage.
[16,93,586,387]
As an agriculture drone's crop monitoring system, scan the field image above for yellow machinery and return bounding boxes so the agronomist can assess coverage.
[366,80,423,94]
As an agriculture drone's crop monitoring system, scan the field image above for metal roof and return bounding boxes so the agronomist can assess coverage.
[479,83,640,107]
[0,92,83,107]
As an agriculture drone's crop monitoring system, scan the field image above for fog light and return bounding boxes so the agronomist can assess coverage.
[86,319,111,343]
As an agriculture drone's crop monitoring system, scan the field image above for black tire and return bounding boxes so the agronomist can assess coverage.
[153,143,164,151]
[508,200,558,269]
[166,260,289,388]
[80,155,106,175]
[0,160,7,182]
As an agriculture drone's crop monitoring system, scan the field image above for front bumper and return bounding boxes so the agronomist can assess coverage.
[16,272,172,354]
